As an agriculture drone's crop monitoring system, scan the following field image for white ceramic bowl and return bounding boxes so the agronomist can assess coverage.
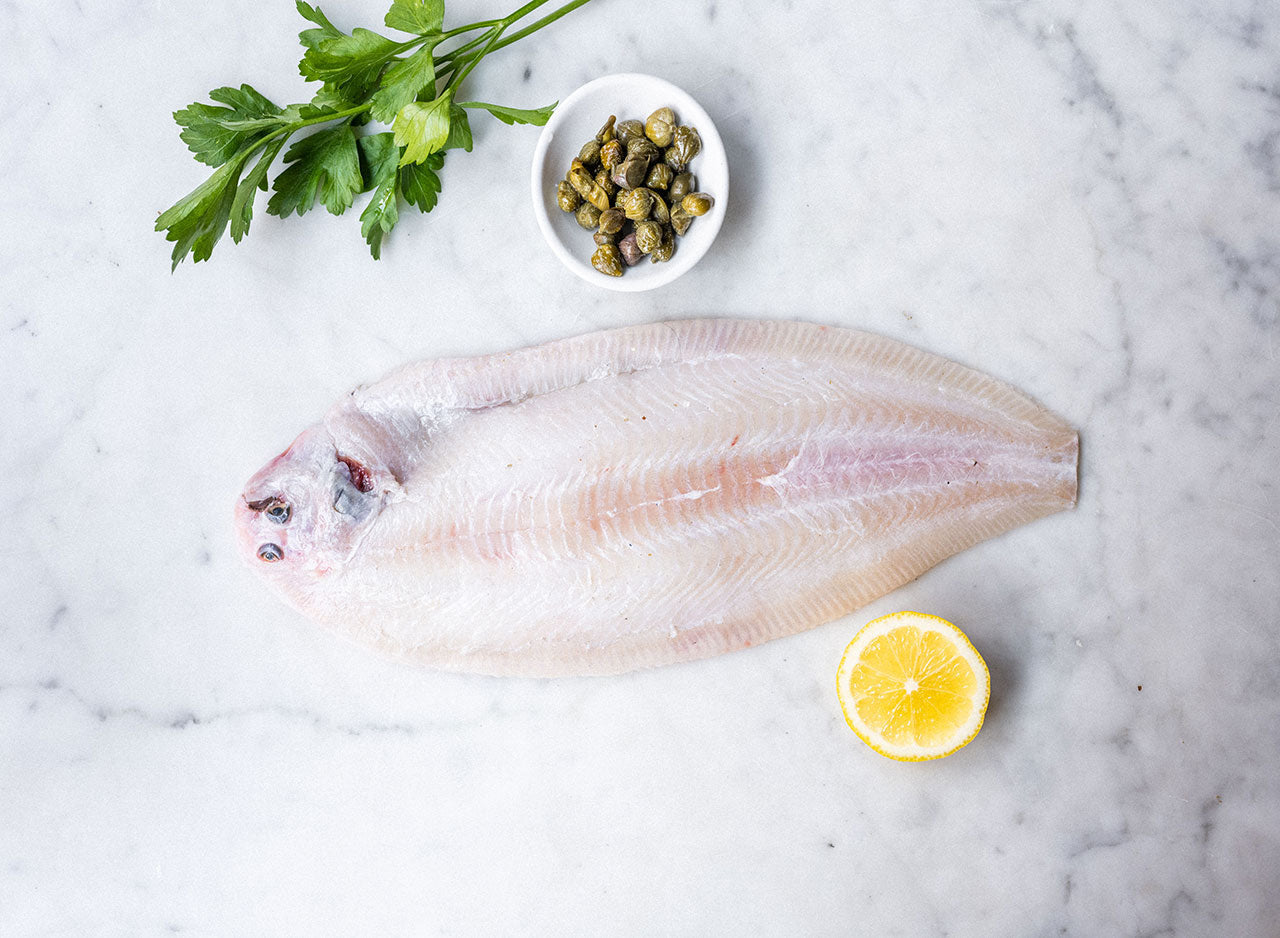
[530,73,729,292]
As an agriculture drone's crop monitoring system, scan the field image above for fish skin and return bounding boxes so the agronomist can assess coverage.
[235,319,1077,676]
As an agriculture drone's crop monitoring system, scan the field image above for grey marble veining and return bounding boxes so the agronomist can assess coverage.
[2,0,1278,935]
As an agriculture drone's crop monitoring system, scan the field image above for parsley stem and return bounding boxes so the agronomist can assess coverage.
[386,19,502,62]
[484,0,594,56]
[445,25,506,94]
[499,0,559,28]
[293,103,370,129]
[437,0,592,92]
[436,0,551,69]
[441,19,503,39]
[436,33,492,72]
[234,102,371,166]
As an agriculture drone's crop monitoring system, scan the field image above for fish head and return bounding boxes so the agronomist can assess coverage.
[235,425,382,590]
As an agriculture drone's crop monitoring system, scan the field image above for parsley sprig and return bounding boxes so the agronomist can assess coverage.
[157,0,594,268]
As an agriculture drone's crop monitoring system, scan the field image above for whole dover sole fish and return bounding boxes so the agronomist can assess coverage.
[235,319,1077,676]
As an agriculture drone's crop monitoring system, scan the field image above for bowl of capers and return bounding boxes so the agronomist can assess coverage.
[531,73,728,291]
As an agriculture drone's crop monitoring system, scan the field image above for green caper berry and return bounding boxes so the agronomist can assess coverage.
[671,125,702,166]
[600,139,625,171]
[668,172,695,201]
[650,224,676,263]
[575,202,602,230]
[650,191,670,226]
[597,207,625,235]
[556,180,581,213]
[611,157,649,191]
[567,166,595,200]
[645,162,673,191]
[627,137,660,163]
[594,170,617,200]
[634,219,662,254]
[591,243,624,277]
[663,146,684,171]
[615,119,644,145]
[619,187,655,221]
[681,192,714,216]
[579,139,601,168]
[669,205,694,236]
[593,230,616,246]
[595,114,616,144]
[644,106,676,148]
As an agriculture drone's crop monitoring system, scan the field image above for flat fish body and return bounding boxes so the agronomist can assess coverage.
[235,319,1077,676]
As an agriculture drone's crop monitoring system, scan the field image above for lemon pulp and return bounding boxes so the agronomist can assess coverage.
[836,611,990,761]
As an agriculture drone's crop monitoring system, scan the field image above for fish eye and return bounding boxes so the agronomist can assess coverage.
[266,500,291,524]
[257,543,284,563]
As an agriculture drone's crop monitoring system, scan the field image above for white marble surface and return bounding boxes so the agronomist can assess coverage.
[3,0,1278,934]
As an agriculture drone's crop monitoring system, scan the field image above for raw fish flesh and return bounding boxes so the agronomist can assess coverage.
[235,319,1077,676]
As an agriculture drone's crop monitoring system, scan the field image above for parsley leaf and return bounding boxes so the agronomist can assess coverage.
[357,133,401,259]
[296,1,342,50]
[385,0,445,35]
[299,26,401,103]
[155,159,246,270]
[208,84,282,118]
[267,125,363,217]
[230,137,287,242]
[399,152,444,212]
[174,84,284,167]
[369,45,436,124]
[444,103,473,151]
[458,100,556,126]
[393,93,454,165]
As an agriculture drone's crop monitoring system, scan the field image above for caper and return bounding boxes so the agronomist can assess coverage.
[567,166,595,200]
[591,243,624,276]
[615,119,645,145]
[579,139,601,168]
[645,162,673,191]
[618,187,654,221]
[670,125,702,168]
[556,180,580,213]
[611,157,649,191]
[634,219,662,254]
[644,106,676,147]
[650,224,676,263]
[575,201,602,230]
[650,191,670,226]
[669,204,694,236]
[597,207,625,235]
[600,139,624,171]
[627,137,660,164]
[668,171,695,202]
[618,231,643,266]
[681,192,714,216]
[560,110,713,278]
[594,169,617,200]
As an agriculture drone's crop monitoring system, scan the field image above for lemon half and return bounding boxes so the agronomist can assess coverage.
[836,611,991,761]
